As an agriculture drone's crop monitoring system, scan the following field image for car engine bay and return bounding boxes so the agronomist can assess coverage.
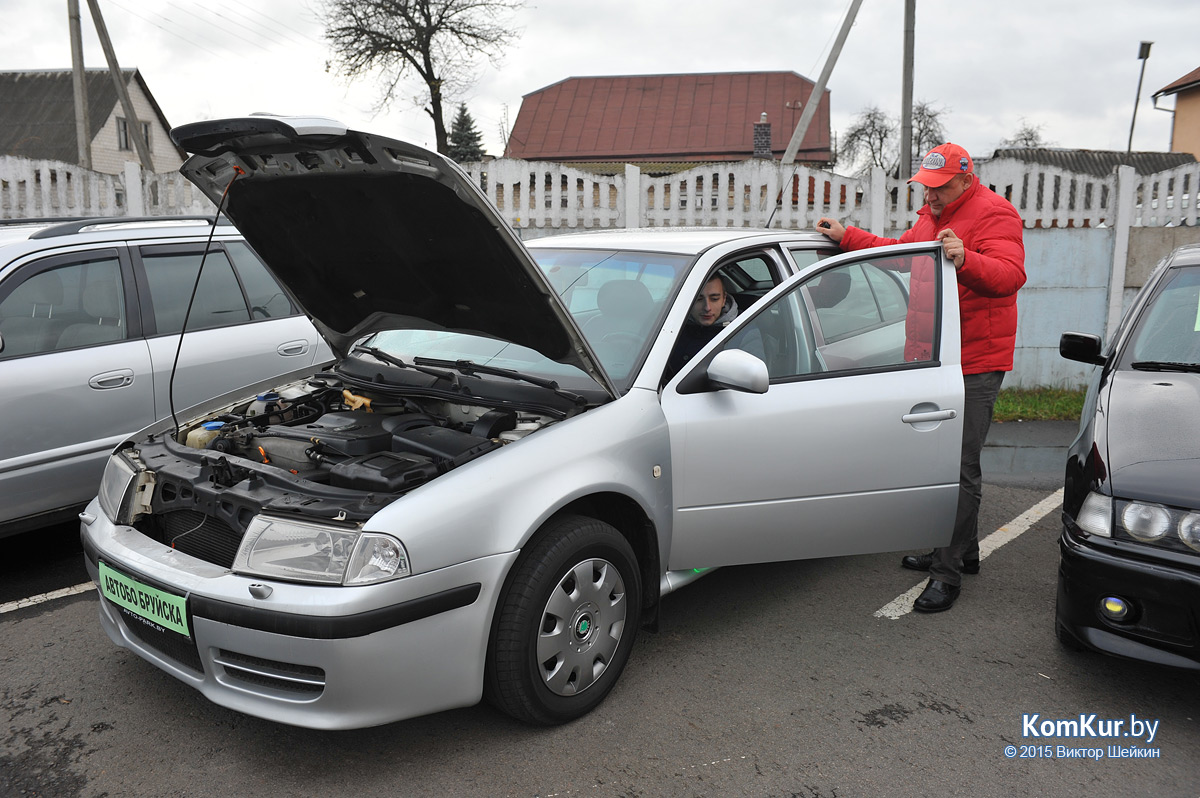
[121,373,556,568]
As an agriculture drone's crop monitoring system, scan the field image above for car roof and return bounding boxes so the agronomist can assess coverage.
[522,227,834,256]
[1169,241,1200,267]
[0,216,237,250]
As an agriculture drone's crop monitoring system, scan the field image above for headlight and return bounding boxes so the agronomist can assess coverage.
[1121,502,1171,542]
[232,516,410,586]
[1178,513,1200,553]
[98,452,138,523]
[1075,492,1112,537]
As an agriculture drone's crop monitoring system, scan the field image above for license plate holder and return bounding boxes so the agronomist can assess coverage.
[98,560,190,639]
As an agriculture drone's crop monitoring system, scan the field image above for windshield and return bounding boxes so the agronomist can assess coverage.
[530,247,695,387]
[1121,264,1200,369]
[361,329,602,392]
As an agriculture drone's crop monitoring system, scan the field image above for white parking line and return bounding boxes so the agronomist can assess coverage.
[874,488,1065,620]
[0,581,95,616]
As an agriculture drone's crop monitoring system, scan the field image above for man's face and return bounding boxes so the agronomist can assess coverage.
[923,174,971,217]
[690,277,727,326]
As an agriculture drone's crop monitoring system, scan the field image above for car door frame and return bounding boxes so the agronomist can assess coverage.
[656,240,964,570]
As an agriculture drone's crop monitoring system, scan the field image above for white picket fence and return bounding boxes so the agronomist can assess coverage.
[0,157,212,219]
[3,152,1195,233]
[461,156,1199,236]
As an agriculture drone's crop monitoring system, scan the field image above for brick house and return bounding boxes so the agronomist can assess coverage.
[0,69,184,175]
[504,71,831,174]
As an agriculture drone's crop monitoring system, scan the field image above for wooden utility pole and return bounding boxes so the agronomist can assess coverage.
[899,0,916,180]
[85,0,155,171]
[781,0,864,165]
[68,0,92,169]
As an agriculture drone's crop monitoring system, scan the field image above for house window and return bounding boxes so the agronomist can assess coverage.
[116,118,151,152]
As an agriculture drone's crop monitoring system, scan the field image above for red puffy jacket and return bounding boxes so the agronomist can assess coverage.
[840,179,1026,375]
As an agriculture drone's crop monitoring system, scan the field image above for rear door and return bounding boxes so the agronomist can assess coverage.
[659,241,963,570]
[133,240,326,416]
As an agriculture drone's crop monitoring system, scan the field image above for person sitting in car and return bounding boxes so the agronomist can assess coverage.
[665,274,739,379]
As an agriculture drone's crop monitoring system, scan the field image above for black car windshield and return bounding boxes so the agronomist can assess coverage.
[1121,265,1200,370]
[530,248,695,388]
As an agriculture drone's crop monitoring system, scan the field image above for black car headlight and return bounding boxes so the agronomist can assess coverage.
[1081,493,1200,556]
[232,515,411,586]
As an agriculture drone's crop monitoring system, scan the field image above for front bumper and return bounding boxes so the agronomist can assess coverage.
[1056,525,1200,671]
[81,499,518,729]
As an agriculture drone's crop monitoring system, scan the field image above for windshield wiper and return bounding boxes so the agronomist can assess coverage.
[351,346,463,389]
[1131,360,1200,373]
[413,357,587,406]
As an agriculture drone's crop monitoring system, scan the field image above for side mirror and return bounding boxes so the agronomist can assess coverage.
[1059,332,1106,366]
[706,349,768,394]
[0,331,4,354]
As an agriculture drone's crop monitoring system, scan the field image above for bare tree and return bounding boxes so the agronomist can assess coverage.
[838,101,951,176]
[838,106,895,175]
[321,0,523,154]
[1000,119,1050,149]
[910,100,949,166]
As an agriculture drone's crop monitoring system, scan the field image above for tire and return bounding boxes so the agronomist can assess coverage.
[486,515,641,725]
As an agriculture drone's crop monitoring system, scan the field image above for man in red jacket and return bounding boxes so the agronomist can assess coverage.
[817,142,1026,613]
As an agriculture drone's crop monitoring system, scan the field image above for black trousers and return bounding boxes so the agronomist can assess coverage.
[929,370,1005,587]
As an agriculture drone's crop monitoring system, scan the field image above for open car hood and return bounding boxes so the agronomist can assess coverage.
[171,115,614,396]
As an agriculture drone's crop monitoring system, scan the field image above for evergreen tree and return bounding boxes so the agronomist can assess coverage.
[447,104,486,162]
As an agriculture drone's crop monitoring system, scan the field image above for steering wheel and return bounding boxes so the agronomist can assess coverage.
[601,331,641,347]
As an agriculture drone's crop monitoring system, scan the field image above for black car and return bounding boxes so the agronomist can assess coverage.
[1057,241,1200,669]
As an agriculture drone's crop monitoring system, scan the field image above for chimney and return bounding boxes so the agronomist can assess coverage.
[753,112,773,159]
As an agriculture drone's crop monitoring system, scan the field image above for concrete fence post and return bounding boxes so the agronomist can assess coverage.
[123,161,144,216]
[869,166,886,234]
[1106,165,1136,341]
[624,164,641,228]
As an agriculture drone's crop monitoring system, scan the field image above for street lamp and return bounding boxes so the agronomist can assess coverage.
[1127,41,1153,153]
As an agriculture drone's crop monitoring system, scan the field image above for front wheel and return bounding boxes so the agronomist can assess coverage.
[486,515,641,725]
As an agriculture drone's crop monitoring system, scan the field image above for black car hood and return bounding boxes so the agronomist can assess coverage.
[171,116,613,395]
[1104,369,1200,507]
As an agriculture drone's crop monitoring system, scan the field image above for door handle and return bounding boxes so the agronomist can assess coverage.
[89,369,134,390]
[277,340,310,357]
[902,408,957,424]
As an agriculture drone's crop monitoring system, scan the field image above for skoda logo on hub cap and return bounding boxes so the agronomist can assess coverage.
[575,615,592,638]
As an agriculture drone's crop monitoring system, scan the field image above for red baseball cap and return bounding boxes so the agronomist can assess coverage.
[909,143,973,187]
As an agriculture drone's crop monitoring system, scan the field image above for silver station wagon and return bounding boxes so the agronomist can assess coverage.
[82,116,966,729]
[0,216,328,537]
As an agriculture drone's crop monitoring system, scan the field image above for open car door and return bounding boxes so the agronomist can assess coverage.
[660,241,963,570]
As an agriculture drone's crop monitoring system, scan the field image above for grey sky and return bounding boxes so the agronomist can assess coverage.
[2,0,1197,166]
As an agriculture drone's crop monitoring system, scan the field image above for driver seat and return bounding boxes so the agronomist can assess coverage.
[582,280,655,344]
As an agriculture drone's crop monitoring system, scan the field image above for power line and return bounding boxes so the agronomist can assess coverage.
[103,0,227,59]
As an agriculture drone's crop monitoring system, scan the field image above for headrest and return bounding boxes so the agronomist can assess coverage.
[4,270,64,313]
[83,278,122,319]
[596,280,654,319]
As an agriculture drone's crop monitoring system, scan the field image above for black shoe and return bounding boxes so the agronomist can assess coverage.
[900,551,980,575]
[913,579,960,613]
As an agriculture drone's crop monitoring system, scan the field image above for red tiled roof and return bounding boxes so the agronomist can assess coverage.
[504,71,831,163]
[1154,66,1200,98]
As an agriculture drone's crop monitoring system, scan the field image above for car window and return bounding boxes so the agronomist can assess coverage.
[532,248,693,386]
[718,251,939,379]
[1123,265,1200,366]
[226,241,295,319]
[141,248,252,334]
[788,247,838,271]
[730,255,773,285]
[0,253,126,358]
